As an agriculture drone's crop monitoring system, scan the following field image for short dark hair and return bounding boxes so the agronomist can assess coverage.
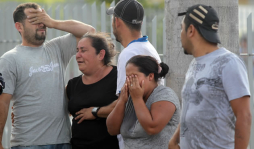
[114,14,142,31]
[126,55,169,82]
[184,16,201,35]
[81,32,116,65]
[13,3,40,24]
[184,16,217,45]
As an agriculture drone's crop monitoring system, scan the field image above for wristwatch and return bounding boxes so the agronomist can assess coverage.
[92,107,101,118]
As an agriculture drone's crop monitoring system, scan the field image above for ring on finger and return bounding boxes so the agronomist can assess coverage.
[131,84,133,87]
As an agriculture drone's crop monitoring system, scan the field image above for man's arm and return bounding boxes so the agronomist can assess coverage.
[27,9,95,40]
[230,96,251,149]
[0,93,12,149]
[168,124,180,149]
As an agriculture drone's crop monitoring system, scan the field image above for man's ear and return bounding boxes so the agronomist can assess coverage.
[187,24,196,38]
[114,17,121,28]
[15,22,23,34]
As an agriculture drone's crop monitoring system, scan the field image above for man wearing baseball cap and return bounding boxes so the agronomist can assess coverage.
[106,0,164,148]
[106,0,163,94]
[169,4,251,149]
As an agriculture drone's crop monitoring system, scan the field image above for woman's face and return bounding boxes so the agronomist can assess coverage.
[126,63,150,93]
[76,38,102,74]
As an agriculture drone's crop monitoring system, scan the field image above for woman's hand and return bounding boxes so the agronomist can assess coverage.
[75,107,96,124]
[127,75,144,100]
[119,77,129,103]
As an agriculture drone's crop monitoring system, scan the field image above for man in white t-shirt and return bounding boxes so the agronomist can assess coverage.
[106,0,163,148]
[106,0,163,95]
[168,4,251,149]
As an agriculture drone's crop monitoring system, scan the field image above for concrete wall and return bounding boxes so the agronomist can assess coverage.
[164,0,239,99]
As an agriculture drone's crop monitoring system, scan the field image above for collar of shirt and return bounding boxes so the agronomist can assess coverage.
[127,36,148,47]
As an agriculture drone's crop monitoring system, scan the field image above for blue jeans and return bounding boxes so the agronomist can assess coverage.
[11,143,71,149]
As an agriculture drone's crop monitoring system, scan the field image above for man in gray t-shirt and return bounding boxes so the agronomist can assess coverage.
[169,4,251,149]
[0,3,95,149]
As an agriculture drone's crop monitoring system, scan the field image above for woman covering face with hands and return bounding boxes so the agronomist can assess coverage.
[107,55,180,149]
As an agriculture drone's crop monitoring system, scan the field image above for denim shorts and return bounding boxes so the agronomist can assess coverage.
[11,143,71,149]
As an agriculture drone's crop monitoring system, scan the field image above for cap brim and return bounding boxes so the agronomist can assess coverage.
[178,12,187,16]
[106,7,115,15]
[198,26,221,44]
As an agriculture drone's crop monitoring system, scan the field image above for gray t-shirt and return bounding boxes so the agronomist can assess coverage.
[0,34,77,147]
[120,85,180,149]
[180,47,250,149]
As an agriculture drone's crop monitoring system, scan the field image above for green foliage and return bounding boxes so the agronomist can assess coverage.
[0,0,164,8]
[85,0,164,8]
[0,0,65,4]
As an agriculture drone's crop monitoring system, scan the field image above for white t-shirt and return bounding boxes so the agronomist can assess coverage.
[116,36,163,95]
[180,47,250,149]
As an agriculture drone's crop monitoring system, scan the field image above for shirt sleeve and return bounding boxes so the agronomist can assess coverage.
[46,33,77,68]
[116,51,136,95]
[151,86,180,110]
[66,79,72,100]
[0,57,17,95]
[222,57,250,101]
[116,55,126,95]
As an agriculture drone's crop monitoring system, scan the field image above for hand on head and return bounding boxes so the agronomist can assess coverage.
[27,8,54,28]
